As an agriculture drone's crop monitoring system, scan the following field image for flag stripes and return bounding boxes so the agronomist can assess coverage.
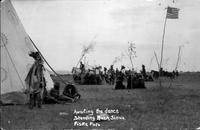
[166,6,179,19]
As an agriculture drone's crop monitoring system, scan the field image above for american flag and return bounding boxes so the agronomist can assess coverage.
[166,6,179,19]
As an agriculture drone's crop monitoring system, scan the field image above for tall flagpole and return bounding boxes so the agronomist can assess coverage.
[160,11,168,73]
[159,7,168,87]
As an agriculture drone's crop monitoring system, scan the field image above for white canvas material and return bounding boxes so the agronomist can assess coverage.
[1,0,54,104]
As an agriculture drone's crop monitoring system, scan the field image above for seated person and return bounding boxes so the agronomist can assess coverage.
[49,83,60,99]
[50,83,75,103]
[43,86,62,104]
[63,84,81,100]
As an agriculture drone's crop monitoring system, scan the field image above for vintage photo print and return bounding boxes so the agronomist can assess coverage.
[1,0,200,129]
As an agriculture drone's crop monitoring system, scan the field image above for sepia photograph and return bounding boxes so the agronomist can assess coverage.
[1,0,200,129]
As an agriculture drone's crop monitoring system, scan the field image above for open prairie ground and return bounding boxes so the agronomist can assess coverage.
[1,73,200,130]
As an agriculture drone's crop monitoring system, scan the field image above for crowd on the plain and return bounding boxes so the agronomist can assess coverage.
[72,62,179,89]
[25,51,179,109]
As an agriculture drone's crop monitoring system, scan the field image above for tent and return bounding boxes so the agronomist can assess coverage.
[1,0,54,104]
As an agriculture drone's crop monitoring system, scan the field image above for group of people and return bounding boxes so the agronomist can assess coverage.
[103,65,147,87]
[78,61,180,88]
[72,62,103,84]
[113,65,146,89]
[43,83,81,105]
[151,68,179,79]
[75,61,150,87]
[25,51,179,109]
[25,51,80,109]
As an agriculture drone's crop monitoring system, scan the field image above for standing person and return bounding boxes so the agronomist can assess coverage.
[79,61,85,84]
[108,65,115,85]
[80,61,85,74]
[103,67,108,84]
[115,68,119,77]
[95,66,101,84]
[115,66,125,89]
[121,65,126,75]
[25,52,45,109]
[141,64,147,80]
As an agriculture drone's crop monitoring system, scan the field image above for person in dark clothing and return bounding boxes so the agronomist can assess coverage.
[108,65,115,85]
[80,62,85,74]
[50,83,60,99]
[115,68,125,89]
[63,84,81,101]
[175,70,179,77]
[127,73,135,89]
[50,83,74,103]
[141,64,147,80]
[103,67,109,84]
[127,72,146,89]
[43,86,62,104]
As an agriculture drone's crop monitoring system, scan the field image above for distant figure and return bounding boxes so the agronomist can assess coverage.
[175,70,179,77]
[127,72,146,89]
[103,67,109,84]
[141,65,147,79]
[115,68,119,76]
[115,66,125,89]
[25,51,45,109]
[103,67,107,74]
[163,70,175,79]
[108,65,115,85]
[80,61,85,74]
[121,65,126,75]
[160,67,164,76]
[95,66,102,84]
[127,72,135,89]
[151,70,159,79]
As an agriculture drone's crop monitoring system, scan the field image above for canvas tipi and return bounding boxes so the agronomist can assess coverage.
[1,0,54,104]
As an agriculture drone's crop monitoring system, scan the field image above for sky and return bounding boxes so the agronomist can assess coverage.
[11,0,200,72]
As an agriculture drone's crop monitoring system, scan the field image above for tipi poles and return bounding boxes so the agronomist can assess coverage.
[75,35,97,68]
[75,54,85,68]
[154,51,160,70]
[129,55,134,70]
[148,56,154,71]
[3,44,26,89]
[28,36,71,85]
[175,46,181,71]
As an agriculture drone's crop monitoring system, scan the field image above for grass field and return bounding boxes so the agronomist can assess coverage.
[1,73,200,130]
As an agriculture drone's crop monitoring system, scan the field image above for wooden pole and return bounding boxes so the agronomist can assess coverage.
[154,51,160,70]
[159,9,168,87]
[148,55,154,71]
[75,54,85,68]
[160,14,167,72]
[29,36,71,85]
[129,56,134,70]
[75,35,97,68]
[175,46,181,71]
